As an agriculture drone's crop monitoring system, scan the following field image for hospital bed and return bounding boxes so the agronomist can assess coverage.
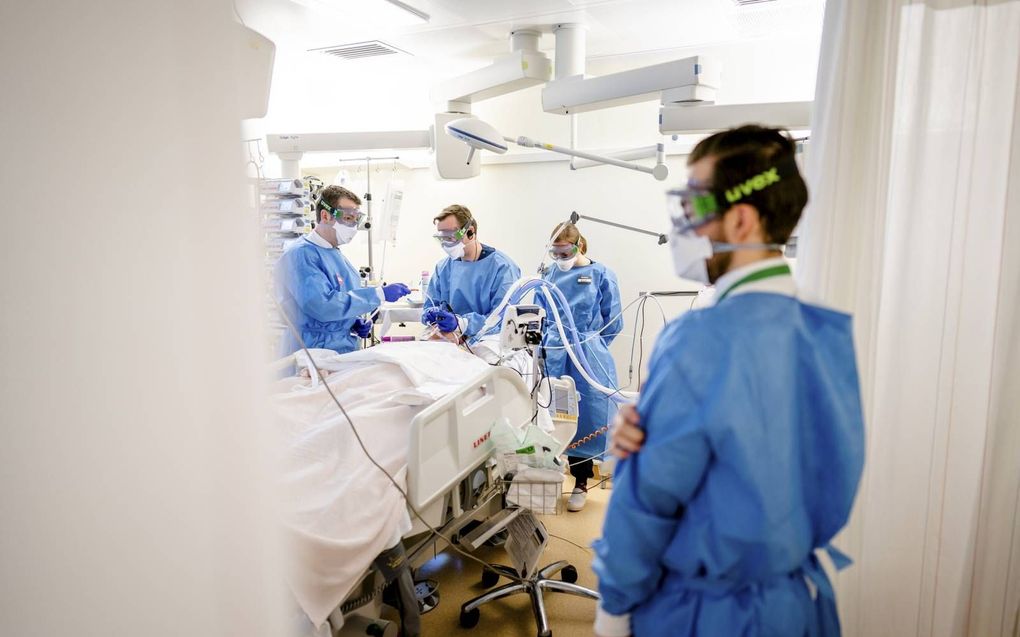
[270,346,579,636]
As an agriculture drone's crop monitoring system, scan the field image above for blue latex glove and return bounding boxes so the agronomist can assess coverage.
[381,283,411,303]
[422,308,459,333]
[351,318,373,339]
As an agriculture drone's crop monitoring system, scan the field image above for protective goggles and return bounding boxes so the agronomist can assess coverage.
[432,227,469,246]
[547,243,579,260]
[666,157,800,234]
[319,200,364,227]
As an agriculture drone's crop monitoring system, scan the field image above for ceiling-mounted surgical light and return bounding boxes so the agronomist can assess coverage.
[444,118,508,164]
[444,117,668,181]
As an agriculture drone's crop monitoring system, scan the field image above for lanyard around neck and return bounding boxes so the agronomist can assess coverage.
[716,263,791,303]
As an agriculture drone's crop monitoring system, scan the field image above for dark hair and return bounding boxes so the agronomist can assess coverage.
[317,185,361,220]
[434,204,477,234]
[688,125,807,244]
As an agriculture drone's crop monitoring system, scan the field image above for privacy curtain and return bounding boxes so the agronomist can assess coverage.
[796,0,1020,635]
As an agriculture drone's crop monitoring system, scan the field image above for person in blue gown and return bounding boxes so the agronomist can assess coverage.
[275,185,410,357]
[538,223,623,512]
[422,204,521,341]
[592,126,866,637]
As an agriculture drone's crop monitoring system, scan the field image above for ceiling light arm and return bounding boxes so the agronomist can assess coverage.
[508,136,669,181]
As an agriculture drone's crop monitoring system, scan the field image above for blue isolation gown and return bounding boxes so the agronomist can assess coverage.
[593,279,865,636]
[424,245,521,339]
[274,236,381,357]
[538,261,623,458]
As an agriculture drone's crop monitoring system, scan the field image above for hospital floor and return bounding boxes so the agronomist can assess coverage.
[416,485,610,637]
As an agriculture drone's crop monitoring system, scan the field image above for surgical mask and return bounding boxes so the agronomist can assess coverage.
[669,231,712,283]
[443,241,466,260]
[333,222,359,246]
[554,256,577,272]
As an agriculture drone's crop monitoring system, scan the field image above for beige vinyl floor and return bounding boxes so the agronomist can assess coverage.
[416,485,611,637]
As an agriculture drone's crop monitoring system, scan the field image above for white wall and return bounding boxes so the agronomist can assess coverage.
[0,2,287,636]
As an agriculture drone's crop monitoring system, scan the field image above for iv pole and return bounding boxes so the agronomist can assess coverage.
[337,156,399,284]
[338,156,399,345]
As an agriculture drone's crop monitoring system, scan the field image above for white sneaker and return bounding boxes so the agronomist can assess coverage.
[566,487,587,512]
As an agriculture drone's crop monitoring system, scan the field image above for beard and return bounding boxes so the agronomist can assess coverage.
[706,251,732,284]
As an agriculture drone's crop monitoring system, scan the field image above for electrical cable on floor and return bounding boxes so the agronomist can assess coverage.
[547,533,593,554]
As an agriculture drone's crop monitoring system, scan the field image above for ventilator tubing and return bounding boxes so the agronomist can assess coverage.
[483,277,635,403]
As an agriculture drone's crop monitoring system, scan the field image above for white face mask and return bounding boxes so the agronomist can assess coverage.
[333,222,359,246]
[554,256,578,272]
[669,231,713,283]
[443,241,466,260]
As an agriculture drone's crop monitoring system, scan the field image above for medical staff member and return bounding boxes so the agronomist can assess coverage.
[592,125,865,637]
[422,204,521,340]
[275,185,410,357]
[539,223,622,512]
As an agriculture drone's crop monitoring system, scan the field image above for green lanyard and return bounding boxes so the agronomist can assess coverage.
[715,264,792,303]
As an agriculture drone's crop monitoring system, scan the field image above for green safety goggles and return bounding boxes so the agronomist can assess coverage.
[433,227,469,246]
[667,157,800,233]
[319,200,364,227]
[547,243,579,260]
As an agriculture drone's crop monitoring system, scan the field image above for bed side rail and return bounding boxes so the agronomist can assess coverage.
[406,366,532,511]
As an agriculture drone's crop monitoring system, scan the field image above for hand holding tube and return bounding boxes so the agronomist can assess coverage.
[422,308,459,333]
[351,318,373,339]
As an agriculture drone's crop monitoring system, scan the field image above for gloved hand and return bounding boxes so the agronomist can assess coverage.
[422,308,459,333]
[351,318,373,339]
[381,282,411,303]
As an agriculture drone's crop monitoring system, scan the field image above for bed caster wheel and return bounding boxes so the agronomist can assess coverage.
[560,565,578,584]
[480,568,500,588]
[459,607,480,629]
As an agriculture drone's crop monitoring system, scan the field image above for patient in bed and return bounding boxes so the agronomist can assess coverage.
[273,336,544,632]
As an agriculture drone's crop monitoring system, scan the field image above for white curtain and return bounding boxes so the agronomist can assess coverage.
[798,1,1020,635]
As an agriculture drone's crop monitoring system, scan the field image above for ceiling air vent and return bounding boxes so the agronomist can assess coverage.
[310,40,408,61]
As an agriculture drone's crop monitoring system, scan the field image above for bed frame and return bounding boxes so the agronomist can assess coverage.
[405,365,534,533]
[272,353,570,635]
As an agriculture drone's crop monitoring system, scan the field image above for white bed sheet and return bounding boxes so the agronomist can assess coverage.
[272,341,492,627]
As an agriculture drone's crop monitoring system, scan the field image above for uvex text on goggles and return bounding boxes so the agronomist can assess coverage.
[667,156,800,233]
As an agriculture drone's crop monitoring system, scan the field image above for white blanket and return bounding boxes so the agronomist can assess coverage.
[272,341,491,627]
